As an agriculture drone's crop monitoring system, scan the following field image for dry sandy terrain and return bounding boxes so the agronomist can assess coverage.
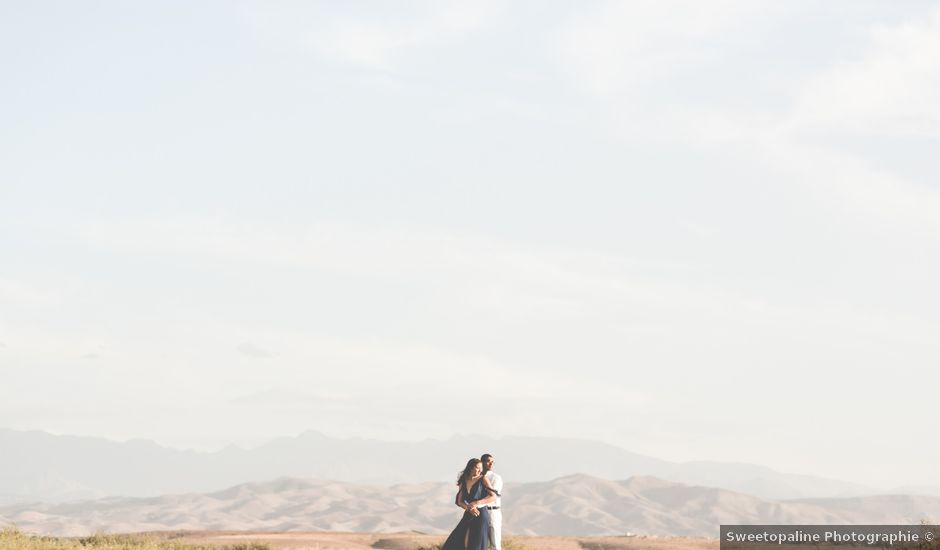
[165,530,719,550]
[9,475,939,538]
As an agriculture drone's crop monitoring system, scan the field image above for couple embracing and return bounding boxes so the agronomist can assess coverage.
[442,453,503,550]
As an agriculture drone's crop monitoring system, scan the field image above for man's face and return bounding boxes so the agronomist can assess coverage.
[485,457,495,471]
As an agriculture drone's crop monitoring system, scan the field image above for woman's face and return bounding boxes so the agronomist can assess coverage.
[472,463,482,477]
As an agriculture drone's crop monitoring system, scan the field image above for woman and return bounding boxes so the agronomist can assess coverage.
[441,458,498,550]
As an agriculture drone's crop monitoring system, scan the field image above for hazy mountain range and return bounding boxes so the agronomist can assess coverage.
[3,474,939,538]
[0,428,902,505]
[4,428,933,507]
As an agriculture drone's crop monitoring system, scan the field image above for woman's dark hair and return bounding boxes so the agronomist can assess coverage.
[456,458,482,486]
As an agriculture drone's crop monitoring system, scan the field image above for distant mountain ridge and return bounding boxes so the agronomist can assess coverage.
[2,474,939,537]
[0,428,903,506]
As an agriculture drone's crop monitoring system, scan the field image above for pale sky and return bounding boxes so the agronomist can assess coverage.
[2,0,939,489]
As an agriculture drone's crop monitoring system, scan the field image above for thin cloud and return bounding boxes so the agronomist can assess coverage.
[237,1,501,71]
[555,0,785,96]
[228,387,345,406]
[237,342,275,359]
[0,278,60,307]
[788,4,940,137]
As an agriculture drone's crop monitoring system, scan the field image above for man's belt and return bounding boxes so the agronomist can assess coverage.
[485,506,500,510]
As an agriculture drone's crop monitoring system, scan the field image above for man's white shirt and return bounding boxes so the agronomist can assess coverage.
[478,471,502,508]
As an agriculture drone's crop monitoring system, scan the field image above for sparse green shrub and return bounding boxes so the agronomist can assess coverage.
[0,528,270,550]
[372,539,424,550]
[578,542,630,550]
[79,533,154,547]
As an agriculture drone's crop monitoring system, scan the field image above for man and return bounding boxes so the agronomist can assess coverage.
[479,453,503,550]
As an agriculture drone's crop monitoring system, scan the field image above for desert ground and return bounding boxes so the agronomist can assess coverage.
[162,530,719,550]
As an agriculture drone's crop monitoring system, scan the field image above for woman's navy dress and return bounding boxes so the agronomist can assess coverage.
[441,479,490,550]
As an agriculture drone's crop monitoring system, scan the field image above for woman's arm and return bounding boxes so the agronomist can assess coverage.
[469,477,497,507]
[456,486,481,516]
